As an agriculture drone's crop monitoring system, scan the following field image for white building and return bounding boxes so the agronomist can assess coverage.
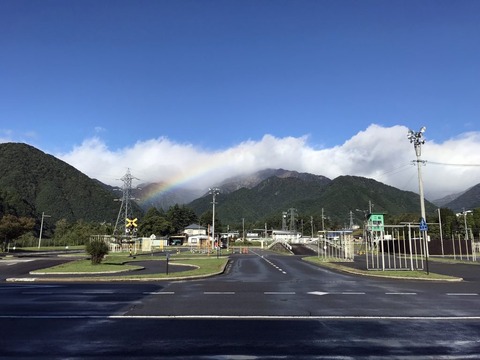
[184,224,207,237]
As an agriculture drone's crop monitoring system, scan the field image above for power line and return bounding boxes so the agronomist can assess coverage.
[427,161,480,167]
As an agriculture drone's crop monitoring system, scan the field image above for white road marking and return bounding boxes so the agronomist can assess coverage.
[385,293,417,295]
[308,291,365,296]
[144,292,175,295]
[204,292,235,295]
[341,292,365,295]
[2,315,480,320]
[251,250,288,275]
[446,293,478,296]
[264,292,296,295]
[1,259,34,266]
[82,290,115,294]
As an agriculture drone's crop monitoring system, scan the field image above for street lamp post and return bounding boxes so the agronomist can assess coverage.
[462,209,472,241]
[407,126,429,273]
[209,188,220,250]
[38,212,51,248]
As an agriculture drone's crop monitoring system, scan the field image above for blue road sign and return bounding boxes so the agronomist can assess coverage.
[419,218,428,231]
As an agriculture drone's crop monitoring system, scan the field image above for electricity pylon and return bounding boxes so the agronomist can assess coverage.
[113,168,138,238]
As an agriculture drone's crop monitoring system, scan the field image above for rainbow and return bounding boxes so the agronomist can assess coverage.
[138,163,219,207]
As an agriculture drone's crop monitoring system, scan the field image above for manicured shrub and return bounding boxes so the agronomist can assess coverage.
[85,239,109,265]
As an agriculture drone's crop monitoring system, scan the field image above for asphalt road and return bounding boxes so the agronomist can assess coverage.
[1,249,480,358]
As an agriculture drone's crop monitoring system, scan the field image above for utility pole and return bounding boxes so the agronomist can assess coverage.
[38,212,51,248]
[209,188,220,249]
[281,211,287,231]
[288,208,297,233]
[438,208,444,256]
[408,126,429,274]
[408,127,427,224]
[310,216,314,238]
[242,218,245,242]
[321,208,326,232]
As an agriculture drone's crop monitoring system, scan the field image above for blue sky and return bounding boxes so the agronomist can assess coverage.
[1,0,479,199]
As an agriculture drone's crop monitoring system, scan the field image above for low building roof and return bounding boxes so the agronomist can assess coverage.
[185,223,206,230]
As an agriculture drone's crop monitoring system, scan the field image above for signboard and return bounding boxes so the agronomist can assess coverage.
[367,213,384,232]
[419,218,428,232]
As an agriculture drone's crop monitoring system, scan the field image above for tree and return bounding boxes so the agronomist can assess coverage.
[138,207,173,236]
[166,204,198,234]
[0,214,35,251]
[199,210,223,233]
[85,239,109,265]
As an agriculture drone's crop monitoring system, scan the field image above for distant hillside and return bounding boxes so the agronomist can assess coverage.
[188,173,438,228]
[444,184,480,212]
[216,168,330,194]
[134,168,331,211]
[316,175,437,222]
[0,142,131,225]
[432,191,465,207]
[1,142,476,234]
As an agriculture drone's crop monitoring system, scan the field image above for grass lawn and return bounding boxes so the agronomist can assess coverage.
[31,253,228,280]
[303,256,462,281]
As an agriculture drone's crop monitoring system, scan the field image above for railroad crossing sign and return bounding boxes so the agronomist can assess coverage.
[126,218,138,228]
[125,218,138,235]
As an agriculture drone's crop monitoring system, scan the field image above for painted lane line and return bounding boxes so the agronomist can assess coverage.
[341,292,366,295]
[253,251,288,275]
[308,291,365,296]
[144,292,175,295]
[4,315,480,320]
[82,290,115,294]
[204,292,235,295]
[385,293,417,295]
[264,292,296,295]
[446,293,478,296]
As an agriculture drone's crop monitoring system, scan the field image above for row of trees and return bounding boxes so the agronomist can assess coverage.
[1,205,480,251]
[0,204,222,250]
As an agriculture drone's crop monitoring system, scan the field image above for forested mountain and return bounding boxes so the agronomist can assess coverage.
[188,174,438,228]
[1,142,478,237]
[216,168,331,194]
[444,184,480,212]
[0,143,128,226]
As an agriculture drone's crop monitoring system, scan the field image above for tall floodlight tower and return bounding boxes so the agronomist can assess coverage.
[407,126,429,273]
[113,169,138,238]
[209,187,220,249]
[407,127,427,224]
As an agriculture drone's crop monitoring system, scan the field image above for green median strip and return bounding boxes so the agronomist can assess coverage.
[29,254,228,280]
[302,256,462,281]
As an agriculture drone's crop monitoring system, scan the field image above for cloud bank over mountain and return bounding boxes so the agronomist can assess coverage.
[56,124,480,201]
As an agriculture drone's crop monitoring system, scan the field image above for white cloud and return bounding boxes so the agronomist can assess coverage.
[56,124,480,201]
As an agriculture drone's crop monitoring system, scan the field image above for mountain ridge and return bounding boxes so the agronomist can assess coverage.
[1,142,479,230]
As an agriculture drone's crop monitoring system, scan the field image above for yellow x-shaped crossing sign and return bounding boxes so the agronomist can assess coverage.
[126,218,138,228]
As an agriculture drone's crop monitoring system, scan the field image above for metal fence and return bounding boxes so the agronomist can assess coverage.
[362,224,479,271]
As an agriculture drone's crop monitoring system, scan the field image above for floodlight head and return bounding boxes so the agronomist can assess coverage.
[407,129,414,140]
[420,126,426,133]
